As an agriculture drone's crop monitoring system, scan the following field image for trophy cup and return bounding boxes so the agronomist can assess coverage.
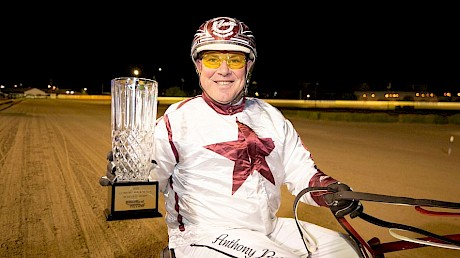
[104,77,162,220]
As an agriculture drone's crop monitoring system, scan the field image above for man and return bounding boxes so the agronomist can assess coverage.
[102,16,363,257]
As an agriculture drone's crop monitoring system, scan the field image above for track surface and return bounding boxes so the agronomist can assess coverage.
[1,99,459,258]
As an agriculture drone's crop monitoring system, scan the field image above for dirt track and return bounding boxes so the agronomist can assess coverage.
[0,99,459,258]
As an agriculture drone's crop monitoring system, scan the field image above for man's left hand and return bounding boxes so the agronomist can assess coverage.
[324,182,363,217]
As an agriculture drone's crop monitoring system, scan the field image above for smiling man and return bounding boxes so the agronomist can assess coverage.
[102,16,364,258]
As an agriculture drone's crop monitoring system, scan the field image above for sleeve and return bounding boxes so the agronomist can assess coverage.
[150,103,181,193]
[281,118,338,207]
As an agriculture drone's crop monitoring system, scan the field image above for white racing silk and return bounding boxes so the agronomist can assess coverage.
[152,95,361,257]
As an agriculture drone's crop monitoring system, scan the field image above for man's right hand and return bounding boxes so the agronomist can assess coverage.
[99,151,117,186]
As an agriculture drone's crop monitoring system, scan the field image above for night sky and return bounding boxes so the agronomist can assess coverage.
[2,5,459,97]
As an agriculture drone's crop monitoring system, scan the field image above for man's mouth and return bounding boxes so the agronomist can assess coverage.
[216,81,232,85]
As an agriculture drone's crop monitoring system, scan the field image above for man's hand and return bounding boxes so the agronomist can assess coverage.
[99,151,117,186]
[324,182,363,218]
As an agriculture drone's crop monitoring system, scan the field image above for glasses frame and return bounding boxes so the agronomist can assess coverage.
[200,51,248,69]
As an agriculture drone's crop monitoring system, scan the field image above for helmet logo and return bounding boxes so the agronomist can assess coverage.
[209,18,238,39]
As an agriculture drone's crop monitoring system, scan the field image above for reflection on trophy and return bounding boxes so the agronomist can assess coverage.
[104,77,162,221]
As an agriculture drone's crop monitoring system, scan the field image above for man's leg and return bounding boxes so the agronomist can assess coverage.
[269,217,364,258]
[174,228,300,258]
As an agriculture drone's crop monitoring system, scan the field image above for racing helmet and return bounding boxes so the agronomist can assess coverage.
[191,17,257,62]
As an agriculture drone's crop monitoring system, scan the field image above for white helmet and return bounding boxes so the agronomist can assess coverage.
[191,17,257,62]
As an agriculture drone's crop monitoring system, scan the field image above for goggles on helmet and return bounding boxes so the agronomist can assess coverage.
[201,51,247,69]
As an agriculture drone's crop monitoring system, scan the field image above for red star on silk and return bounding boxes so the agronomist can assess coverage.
[204,120,275,194]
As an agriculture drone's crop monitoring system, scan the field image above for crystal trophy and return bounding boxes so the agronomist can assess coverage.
[104,77,162,220]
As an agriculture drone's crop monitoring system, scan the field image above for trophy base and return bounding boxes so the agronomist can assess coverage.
[104,181,162,221]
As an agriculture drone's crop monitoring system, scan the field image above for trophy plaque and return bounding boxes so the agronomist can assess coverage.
[104,77,162,220]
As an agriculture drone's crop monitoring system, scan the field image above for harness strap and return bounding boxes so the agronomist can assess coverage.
[331,191,460,209]
[356,212,460,247]
[294,187,460,255]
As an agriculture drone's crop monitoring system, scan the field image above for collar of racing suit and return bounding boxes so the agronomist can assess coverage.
[202,92,246,115]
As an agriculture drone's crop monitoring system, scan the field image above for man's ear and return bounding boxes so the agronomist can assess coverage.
[195,59,203,73]
[246,60,254,71]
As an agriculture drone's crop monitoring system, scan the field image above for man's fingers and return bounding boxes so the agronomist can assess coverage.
[106,161,116,174]
[99,176,112,186]
[106,151,114,161]
[100,151,116,186]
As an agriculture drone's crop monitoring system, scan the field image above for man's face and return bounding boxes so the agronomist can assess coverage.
[196,51,253,104]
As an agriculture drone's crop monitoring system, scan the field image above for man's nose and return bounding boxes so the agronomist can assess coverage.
[216,60,231,74]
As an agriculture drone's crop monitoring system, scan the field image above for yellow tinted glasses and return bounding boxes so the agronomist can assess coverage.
[201,51,247,69]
